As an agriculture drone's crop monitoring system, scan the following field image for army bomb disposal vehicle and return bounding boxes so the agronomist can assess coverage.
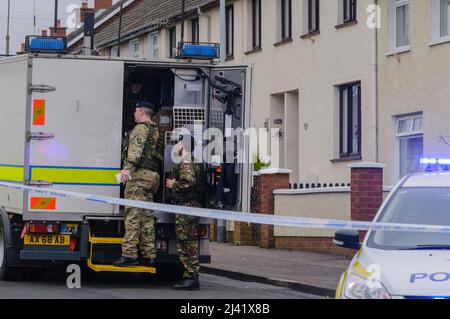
[0,36,252,280]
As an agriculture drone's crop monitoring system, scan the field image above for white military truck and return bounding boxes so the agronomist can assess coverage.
[0,38,252,280]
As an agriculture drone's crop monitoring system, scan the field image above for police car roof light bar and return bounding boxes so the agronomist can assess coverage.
[420,158,450,173]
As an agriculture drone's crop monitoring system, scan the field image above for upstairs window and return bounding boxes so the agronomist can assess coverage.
[281,0,292,40]
[308,0,320,33]
[389,0,410,52]
[191,18,199,44]
[226,5,234,57]
[252,0,262,49]
[169,27,176,58]
[339,82,361,157]
[343,0,357,23]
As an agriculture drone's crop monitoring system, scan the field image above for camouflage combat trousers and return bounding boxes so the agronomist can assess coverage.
[176,200,200,279]
[122,176,159,259]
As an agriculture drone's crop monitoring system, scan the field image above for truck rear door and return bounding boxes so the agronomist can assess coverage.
[210,65,253,214]
[24,57,124,221]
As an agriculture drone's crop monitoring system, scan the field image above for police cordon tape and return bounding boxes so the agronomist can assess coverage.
[2,181,450,234]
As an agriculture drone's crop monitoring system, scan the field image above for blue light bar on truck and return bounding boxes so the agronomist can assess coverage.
[177,42,219,60]
[25,36,67,54]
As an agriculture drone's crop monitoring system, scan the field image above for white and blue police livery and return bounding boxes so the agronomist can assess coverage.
[335,160,450,299]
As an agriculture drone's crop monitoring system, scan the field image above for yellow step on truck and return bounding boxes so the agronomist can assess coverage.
[0,40,252,281]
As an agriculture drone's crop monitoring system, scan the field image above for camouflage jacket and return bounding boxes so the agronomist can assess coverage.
[123,120,164,179]
[167,158,205,203]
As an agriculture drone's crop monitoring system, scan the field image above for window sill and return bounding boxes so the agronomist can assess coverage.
[335,20,357,30]
[386,46,411,56]
[244,47,262,55]
[429,37,450,47]
[273,38,293,47]
[300,30,320,39]
[330,155,362,163]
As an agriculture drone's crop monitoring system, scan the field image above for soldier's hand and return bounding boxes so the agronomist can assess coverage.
[166,178,175,189]
[120,169,131,183]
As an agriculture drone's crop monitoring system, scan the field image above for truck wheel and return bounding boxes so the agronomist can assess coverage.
[0,223,18,281]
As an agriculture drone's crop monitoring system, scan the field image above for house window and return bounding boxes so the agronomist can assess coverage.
[252,0,262,49]
[396,114,423,178]
[129,39,140,58]
[308,0,320,33]
[441,0,450,37]
[149,32,159,58]
[191,18,199,44]
[110,45,118,57]
[226,5,234,57]
[281,0,292,40]
[169,27,177,58]
[339,82,361,157]
[389,0,410,51]
[432,0,450,42]
[343,0,357,23]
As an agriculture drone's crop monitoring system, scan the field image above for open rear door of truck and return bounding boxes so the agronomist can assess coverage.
[24,57,124,221]
[209,65,253,214]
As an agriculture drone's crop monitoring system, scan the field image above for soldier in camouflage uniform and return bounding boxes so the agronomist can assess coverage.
[113,101,165,267]
[166,134,204,290]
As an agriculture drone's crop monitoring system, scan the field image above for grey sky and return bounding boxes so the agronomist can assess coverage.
[0,0,119,55]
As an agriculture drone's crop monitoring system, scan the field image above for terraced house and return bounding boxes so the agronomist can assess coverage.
[377,0,450,185]
[67,0,376,186]
[64,1,450,251]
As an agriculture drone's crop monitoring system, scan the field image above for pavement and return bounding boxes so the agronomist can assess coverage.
[201,242,353,298]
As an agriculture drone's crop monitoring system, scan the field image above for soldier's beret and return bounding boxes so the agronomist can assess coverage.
[136,101,157,115]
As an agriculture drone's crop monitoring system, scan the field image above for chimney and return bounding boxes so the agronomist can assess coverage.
[50,19,67,37]
[18,43,26,54]
[80,1,94,24]
[94,0,113,11]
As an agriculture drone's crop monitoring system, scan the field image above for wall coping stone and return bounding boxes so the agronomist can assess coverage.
[253,168,293,176]
[274,186,394,195]
[348,162,386,169]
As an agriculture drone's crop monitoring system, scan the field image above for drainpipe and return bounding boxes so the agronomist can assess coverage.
[220,0,226,63]
[197,6,211,42]
[372,0,379,163]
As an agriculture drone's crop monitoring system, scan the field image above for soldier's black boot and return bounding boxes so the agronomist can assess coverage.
[141,257,156,266]
[112,256,139,267]
[173,277,200,290]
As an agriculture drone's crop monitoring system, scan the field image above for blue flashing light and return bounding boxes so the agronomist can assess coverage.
[438,159,450,165]
[177,42,220,60]
[26,35,67,54]
[183,45,217,58]
[420,158,450,165]
[420,158,440,165]
[404,296,450,299]
[420,158,450,173]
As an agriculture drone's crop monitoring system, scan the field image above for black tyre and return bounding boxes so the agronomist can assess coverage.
[0,222,19,281]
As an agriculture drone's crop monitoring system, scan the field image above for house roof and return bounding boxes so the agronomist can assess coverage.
[68,0,219,50]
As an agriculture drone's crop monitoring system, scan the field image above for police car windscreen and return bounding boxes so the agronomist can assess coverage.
[367,187,450,250]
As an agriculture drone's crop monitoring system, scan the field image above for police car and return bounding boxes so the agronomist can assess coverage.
[335,159,450,299]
